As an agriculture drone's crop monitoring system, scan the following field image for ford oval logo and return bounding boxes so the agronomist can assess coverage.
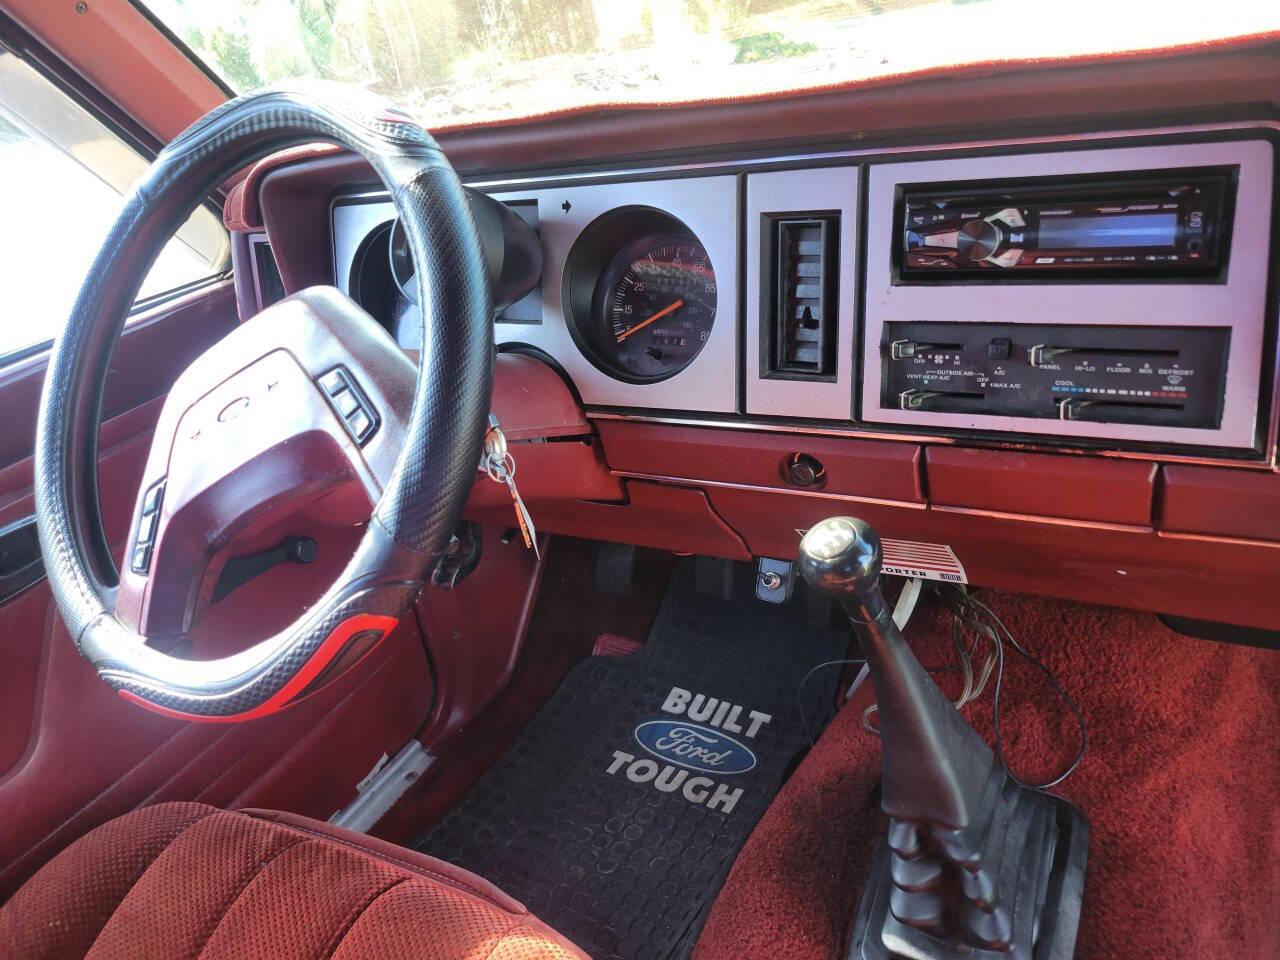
[633,720,757,775]
[217,396,251,422]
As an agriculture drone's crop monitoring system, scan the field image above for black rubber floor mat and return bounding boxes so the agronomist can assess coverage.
[414,560,850,960]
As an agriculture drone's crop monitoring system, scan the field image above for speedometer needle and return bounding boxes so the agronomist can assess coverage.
[616,299,684,342]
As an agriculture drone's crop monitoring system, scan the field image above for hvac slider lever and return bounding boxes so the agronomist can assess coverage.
[798,517,1089,960]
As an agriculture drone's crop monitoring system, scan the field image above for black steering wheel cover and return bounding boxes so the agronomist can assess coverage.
[34,85,492,717]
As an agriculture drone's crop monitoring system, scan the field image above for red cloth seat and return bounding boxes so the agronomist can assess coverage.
[0,802,586,959]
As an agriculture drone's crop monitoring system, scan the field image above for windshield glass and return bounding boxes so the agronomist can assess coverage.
[144,0,1278,129]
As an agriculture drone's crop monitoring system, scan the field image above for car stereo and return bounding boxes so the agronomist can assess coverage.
[897,167,1236,281]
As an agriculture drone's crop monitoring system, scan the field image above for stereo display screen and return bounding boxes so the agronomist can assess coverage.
[1037,213,1179,249]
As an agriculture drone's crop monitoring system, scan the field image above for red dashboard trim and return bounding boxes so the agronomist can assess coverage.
[1160,464,1280,541]
[925,447,1158,527]
[586,420,1280,627]
[225,144,342,233]
[596,420,924,503]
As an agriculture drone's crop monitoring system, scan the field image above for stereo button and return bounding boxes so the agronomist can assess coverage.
[991,207,1025,228]
[956,220,1002,261]
[987,248,1024,268]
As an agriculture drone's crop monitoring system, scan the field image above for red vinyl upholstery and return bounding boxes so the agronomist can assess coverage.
[0,802,586,959]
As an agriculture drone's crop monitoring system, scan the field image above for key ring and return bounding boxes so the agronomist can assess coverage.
[485,452,516,484]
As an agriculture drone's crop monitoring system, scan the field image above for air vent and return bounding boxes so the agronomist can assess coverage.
[250,235,285,311]
[762,214,839,380]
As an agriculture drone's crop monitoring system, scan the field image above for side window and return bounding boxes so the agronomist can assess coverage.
[0,51,229,362]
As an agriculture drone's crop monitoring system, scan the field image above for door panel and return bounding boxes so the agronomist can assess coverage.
[0,282,432,902]
[0,281,238,468]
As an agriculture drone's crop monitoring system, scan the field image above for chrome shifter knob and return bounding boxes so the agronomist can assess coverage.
[799,516,887,623]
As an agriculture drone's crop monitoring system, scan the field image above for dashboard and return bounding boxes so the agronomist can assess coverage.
[329,129,1276,461]
[228,105,1280,632]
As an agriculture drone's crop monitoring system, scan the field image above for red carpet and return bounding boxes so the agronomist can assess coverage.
[692,591,1280,960]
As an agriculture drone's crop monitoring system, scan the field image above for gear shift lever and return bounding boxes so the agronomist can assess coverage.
[799,517,1089,960]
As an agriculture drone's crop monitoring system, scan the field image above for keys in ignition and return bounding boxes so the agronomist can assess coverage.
[482,414,538,558]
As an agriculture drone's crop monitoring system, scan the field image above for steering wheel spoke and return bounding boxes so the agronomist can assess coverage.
[34,86,492,721]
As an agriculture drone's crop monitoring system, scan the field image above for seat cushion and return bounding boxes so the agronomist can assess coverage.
[0,801,586,959]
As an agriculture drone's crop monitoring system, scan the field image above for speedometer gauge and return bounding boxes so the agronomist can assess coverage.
[587,233,717,382]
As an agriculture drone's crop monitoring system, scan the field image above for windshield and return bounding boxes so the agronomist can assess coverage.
[144,0,1278,129]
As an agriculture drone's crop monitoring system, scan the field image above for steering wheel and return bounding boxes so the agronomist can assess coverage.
[33,85,492,721]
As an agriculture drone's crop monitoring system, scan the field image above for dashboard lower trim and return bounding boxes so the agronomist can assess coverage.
[1157,529,1280,550]
[927,503,1153,535]
[605,469,1160,533]
[608,470,928,511]
[586,411,1278,470]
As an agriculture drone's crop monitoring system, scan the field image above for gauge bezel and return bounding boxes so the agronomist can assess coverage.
[346,218,419,348]
[388,217,418,303]
[562,206,717,385]
[348,219,399,320]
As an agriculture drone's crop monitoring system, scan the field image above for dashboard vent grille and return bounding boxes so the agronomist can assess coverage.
[250,236,285,312]
[763,214,839,380]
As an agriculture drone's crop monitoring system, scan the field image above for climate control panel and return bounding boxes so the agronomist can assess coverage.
[881,322,1230,429]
